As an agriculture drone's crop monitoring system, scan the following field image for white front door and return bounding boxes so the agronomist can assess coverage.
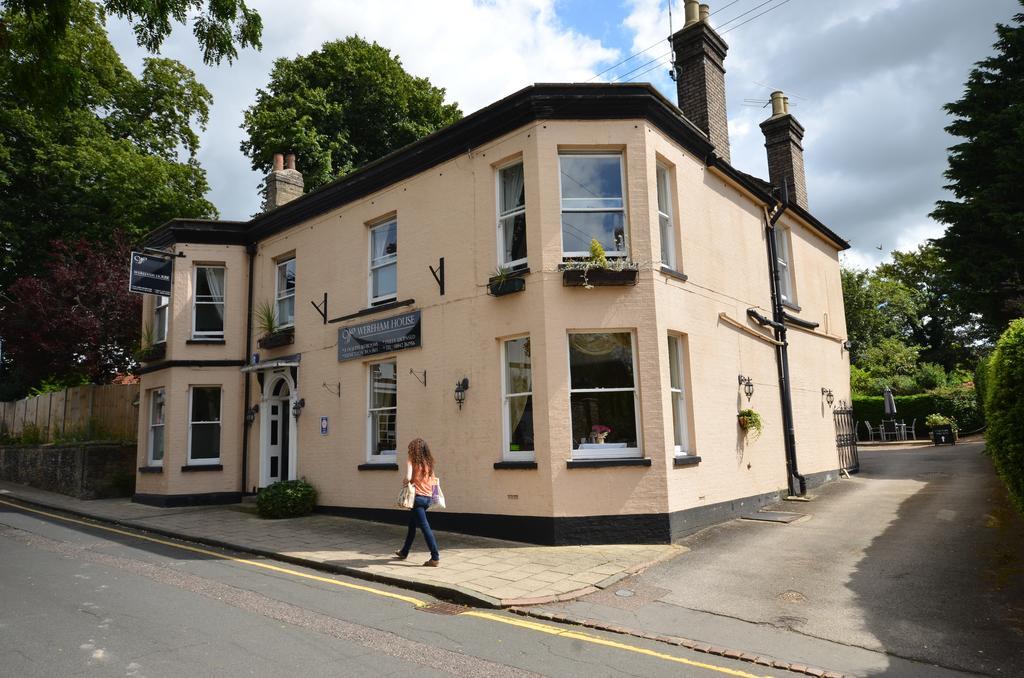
[261,375,293,487]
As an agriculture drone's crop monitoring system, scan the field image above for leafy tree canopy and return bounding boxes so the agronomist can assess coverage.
[241,35,462,195]
[931,4,1024,338]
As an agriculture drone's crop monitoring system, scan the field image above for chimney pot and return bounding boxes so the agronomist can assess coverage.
[285,153,296,171]
[264,152,304,211]
[699,4,710,22]
[684,0,700,27]
[272,153,284,172]
[770,90,787,117]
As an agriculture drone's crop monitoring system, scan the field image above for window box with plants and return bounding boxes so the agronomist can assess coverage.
[255,300,294,349]
[925,413,958,445]
[488,266,526,297]
[135,324,166,362]
[562,240,639,288]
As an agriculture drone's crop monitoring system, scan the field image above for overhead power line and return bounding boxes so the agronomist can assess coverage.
[721,0,795,35]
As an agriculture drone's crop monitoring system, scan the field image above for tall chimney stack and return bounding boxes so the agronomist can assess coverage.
[759,91,808,209]
[264,152,304,211]
[671,0,731,162]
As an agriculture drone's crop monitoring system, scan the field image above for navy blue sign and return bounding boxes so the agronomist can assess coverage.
[338,310,421,361]
[129,252,173,296]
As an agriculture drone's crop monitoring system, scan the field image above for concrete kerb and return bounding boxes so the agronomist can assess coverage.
[507,606,851,678]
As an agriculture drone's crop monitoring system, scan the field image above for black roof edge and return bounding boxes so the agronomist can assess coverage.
[705,155,850,251]
[144,218,249,248]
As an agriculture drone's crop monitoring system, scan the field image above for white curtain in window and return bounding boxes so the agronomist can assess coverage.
[202,268,225,322]
[500,163,525,214]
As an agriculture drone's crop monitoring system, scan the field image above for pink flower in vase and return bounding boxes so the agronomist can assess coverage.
[591,424,612,443]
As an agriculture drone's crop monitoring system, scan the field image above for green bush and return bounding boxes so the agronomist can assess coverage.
[914,362,948,390]
[256,479,318,519]
[19,424,46,445]
[986,319,1024,512]
[974,354,991,421]
[852,385,983,438]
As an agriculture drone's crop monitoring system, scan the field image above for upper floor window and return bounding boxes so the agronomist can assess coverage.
[154,294,169,344]
[774,227,794,304]
[148,388,165,466]
[497,161,527,268]
[559,153,627,258]
[569,332,640,459]
[369,218,397,305]
[502,336,534,461]
[276,258,296,327]
[188,386,221,465]
[193,266,225,338]
[656,164,676,269]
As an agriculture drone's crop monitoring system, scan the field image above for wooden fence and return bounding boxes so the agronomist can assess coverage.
[0,384,139,443]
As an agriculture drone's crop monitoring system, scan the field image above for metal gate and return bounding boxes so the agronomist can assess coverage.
[834,401,860,473]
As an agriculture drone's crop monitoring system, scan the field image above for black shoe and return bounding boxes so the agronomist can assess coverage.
[394,550,407,560]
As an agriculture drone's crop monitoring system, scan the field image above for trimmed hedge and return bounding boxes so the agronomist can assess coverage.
[256,479,318,519]
[986,319,1024,513]
[852,386,982,439]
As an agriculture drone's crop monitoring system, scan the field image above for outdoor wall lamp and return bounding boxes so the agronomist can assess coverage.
[822,388,835,408]
[454,377,470,410]
[245,404,259,424]
[291,398,305,418]
[738,375,754,402]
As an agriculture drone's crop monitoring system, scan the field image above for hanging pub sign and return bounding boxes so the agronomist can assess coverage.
[129,251,173,296]
[338,310,421,361]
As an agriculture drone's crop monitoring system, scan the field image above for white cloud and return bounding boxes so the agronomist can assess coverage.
[107,0,619,220]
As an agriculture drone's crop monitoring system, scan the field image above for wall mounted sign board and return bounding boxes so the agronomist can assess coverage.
[129,251,173,296]
[338,310,421,362]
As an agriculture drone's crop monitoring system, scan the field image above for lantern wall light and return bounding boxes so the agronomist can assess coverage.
[291,397,306,418]
[454,377,470,410]
[738,375,754,402]
[821,388,835,408]
[245,403,259,424]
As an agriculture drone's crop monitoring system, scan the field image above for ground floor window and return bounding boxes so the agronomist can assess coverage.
[569,332,640,459]
[188,386,221,464]
[148,388,165,465]
[502,336,534,460]
[668,334,692,456]
[368,360,397,460]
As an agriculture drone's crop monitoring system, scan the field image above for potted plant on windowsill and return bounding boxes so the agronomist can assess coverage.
[256,300,294,349]
[591,424,611,444]
[737,408,763,442]
[925,413,958,445]
[562,239,639,288]
[135,323,166,362]
[488,265,526,296]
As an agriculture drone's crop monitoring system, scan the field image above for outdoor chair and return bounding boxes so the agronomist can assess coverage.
[906,418,917,440]
[862,421,879,441]
[882,420,900,441]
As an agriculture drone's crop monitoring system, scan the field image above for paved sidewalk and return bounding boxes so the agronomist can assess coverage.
[0,480,681,608]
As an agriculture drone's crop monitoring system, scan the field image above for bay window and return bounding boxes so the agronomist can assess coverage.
[193,266,225,338]
[568,332,640,459]
[502,337,534,460]
[276,258,296,327]
[148,388,165,465]
[154,294,168,344]
[368,361,397,460]
[497,161,527,268]
[559,153,627,258]
[369,218,397,305]
[187,386,221,464]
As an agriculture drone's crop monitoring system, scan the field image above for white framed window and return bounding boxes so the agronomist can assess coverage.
[568,332,641,459]
[187,386,221,465]
[147,388,165,466]
[656,164,676,269]
[369,218,397,305]
[368,360,397,461]
[502,336,534,461]
[275,258,296,327]
[497,161,527,268]
[774,227,794,304]
[559,153,627,258]
[154,294,169,344]
[192,266,225,338]
[667,335,692,456]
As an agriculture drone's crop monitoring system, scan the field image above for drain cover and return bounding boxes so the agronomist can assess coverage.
[417,602,467,615]
[740,511,803,523]
[614,589,635,598]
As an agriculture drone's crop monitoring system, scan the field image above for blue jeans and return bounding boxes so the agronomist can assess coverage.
[399,495,439,560]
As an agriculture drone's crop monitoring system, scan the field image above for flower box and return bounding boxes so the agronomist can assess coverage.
[488,277,526,297]
[137,343,166,362]
[258,328,294,349]
[562,267,638,287]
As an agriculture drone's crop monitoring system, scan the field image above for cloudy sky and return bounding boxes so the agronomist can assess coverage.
[107,0,1020,269]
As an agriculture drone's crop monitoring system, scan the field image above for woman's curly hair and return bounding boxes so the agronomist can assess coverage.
[407,437,434,472]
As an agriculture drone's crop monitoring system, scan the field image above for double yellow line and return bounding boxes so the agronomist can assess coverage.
[0,498,767,678]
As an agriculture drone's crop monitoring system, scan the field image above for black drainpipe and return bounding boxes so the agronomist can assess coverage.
[241,242,256,496]
[757,203,806,497]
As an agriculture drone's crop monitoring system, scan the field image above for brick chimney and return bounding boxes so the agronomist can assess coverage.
[671,1,730,162]
[759,91,808,209]
[264,152,304,211]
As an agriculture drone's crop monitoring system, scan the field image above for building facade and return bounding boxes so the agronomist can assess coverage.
[134,6,852,544]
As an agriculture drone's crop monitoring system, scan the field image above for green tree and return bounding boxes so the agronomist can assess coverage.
[985,319,1024,511]
[241,36,462,196]
[841,266,919,365]
[0,2,216,291]
[931,4,1024,339]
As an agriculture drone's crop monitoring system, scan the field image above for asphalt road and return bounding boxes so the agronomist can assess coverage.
[0,501,785,678]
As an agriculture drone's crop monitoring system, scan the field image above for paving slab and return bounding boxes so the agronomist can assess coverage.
[0,480,681,608]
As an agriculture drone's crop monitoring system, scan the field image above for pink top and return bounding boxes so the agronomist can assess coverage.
[408,461,434,497]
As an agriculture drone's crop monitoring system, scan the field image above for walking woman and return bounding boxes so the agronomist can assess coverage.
[395,438,440,566]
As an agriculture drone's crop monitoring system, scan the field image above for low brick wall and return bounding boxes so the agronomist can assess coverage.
[0,443,136,499]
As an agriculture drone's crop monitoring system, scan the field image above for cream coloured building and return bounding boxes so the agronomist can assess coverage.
[134,6,852,544]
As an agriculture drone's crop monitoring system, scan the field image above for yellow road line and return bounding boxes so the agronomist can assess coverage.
[0,498,427,607]
[2,497,770,677]
[463,611,770,678]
